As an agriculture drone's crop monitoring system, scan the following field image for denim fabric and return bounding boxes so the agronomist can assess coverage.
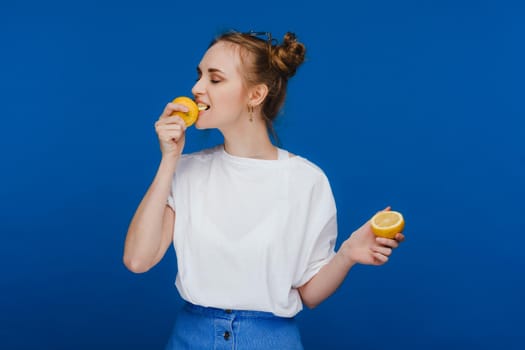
[165,302,304,350]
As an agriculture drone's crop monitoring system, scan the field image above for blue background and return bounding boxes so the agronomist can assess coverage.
[1,0,524,349]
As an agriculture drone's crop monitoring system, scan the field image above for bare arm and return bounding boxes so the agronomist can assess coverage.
[123,158,177,273]
[298,248,355,309]
[123,102,188,273]
[298,218,405,309]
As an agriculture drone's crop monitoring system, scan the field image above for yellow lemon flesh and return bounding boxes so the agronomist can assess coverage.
[171,96,199,127]
[370,211,405,239]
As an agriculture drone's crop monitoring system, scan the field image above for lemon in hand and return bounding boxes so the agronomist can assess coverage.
[171,96,200,127]
[370,211,405,239]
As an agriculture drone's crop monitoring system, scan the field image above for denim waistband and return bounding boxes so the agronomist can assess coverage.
[183,302,288,320]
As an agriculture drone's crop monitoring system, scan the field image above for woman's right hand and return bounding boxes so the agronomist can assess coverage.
[154,102,188,158]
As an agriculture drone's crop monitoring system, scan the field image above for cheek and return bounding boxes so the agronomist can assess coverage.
[219,81,246,105]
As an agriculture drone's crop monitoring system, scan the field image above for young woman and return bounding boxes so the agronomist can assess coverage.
[123,30,405,349]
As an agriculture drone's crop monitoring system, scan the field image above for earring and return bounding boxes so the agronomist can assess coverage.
[248,105,254,122]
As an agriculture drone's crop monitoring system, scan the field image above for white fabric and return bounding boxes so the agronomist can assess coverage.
[167,145,337,317]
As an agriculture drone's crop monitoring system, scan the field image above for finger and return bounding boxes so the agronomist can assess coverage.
[159,130,184,142]
[395,233,406,242]
[169,116,187,131]
[161,136,184,145]
[157,124,184,132]
[371,246,392,256]
[162,102,189,116]
[156,116,187,130]
[158,114,186,124]
[372,252,389,264]
[375,237,399,249]
[157,125,184,137]
[160,134,183,143]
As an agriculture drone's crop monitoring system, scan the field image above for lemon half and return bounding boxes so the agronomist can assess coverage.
[370,211,405,239]
[171,96,199,127]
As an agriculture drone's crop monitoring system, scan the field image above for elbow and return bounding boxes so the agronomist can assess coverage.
[298,285,322,309]
[303,299,321,310]
[123,255,152,274]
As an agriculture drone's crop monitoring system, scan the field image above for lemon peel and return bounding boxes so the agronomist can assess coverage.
[171,96,199,127]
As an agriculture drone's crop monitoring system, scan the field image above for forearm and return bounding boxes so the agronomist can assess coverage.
[123,156,178,270]
[298,241,355,308]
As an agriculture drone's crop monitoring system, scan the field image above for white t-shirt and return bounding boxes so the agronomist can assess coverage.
[167,145,337,317]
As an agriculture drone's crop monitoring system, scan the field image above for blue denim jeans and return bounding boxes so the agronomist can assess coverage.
[165,302,304,349]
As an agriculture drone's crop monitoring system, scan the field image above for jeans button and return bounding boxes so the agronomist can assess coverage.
[225,309,232,314]
[223,331,230,340]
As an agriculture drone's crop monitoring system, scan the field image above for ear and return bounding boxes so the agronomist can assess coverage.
[248,83,269,108]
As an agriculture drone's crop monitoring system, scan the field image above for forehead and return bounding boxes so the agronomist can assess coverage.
[199,41,244,74]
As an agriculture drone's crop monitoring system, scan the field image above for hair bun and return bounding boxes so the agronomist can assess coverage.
[272,32,306,79]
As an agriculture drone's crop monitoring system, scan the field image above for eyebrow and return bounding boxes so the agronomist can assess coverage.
[196,67,225,74]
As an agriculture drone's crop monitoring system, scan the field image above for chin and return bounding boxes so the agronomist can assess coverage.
[195,119,213,130]
[195,119,205,129]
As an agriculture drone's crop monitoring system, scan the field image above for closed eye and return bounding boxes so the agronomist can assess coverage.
[196,66,224,84]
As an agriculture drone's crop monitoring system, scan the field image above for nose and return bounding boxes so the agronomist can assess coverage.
[192,77,205,98]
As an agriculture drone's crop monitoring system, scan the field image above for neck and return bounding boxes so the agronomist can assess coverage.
[220,117,277,160]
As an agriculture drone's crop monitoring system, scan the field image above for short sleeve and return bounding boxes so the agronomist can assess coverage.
[167,155,187,211]
[292,174,338,288]
[167,172,177,211]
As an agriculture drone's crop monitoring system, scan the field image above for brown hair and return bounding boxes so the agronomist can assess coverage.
[210,31,306,133]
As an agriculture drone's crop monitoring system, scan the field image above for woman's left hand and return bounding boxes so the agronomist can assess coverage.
[341,209,405,266]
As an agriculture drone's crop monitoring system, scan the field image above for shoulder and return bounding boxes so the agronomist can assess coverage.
[179,145,221,164]
[287,152,334,197]
[289,153,330,182]
[175,145,222,175]
[287,152,337,211]
[181,145,222,161]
